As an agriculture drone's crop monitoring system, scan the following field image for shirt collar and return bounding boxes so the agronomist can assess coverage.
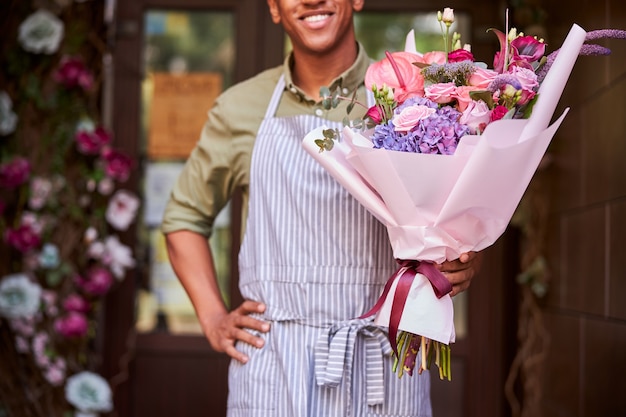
[282,42,371,103]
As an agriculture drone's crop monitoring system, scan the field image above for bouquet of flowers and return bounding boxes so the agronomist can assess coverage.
[303,8,625,380]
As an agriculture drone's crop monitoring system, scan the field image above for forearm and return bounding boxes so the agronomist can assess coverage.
[165,230,228,329]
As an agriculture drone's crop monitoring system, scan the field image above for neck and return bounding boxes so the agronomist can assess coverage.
[290,41,358,101]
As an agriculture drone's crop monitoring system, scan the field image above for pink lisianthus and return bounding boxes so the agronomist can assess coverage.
[54,311,89,338]
[0,157,30,188]
[75,266,114,296]
[490,105,509,122]
[5,223,41,253]
[365,51,426,103]
[62,293,91,313]
[53,56,94,91]
[459,100,492,134]
[448,48,474,63]
[105,189,140,231]
[75,126,111,155]
[424,82,457,104]
[100,148,133,182]
[391,105,436,132]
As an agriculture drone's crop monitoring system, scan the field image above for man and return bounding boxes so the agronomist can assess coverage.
[162,0,482,415]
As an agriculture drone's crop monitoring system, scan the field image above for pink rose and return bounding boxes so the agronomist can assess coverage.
[54,311,89,338]
[425,82,457,104]
[75,266,114,296]
[468,67,498,89]
[507,66,539,92]
[453,85,482,112]
[101,148,133,182]
[365,51,426,103]
[0,157,30,188]
[459,100,492,134]
[392,105,436,132]
[448,49,474,63]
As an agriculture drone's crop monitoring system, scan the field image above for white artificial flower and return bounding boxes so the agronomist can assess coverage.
[0,274,42,319]
[0,91,18,136]
[65,371,113,413]
[18,9,64,54]
[105,189,140,231]
[101,235,136,279]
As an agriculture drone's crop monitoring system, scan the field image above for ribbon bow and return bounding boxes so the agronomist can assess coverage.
[314,318,392,406]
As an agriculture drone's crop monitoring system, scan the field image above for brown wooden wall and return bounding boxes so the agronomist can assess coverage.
[535,0,626,415]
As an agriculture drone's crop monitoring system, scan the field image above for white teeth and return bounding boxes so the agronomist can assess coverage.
[303,14,329,22]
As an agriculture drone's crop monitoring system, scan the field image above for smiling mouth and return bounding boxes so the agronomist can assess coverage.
[302,14,331,22]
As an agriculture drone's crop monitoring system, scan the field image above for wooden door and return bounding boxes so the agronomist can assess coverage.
[103,1,515,416]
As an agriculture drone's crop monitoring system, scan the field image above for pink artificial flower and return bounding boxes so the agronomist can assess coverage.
[391,105,436,132]
[100,235,136,279]
[424,82,457,104]
[5,223,41,253]
[75,126,111,155]
[75,266,114,296]
[105,189,140,231]
[97,176,114,195]
[0,157,30,188]
[101,148,133,182]
[54,311,89,338]
[53,56,94,91]
[365,51,426,103]
[448,48,474,63]
[44,363,66,386]
[507,66,539,92]
[63,293,91,313]
[490,105,509,122]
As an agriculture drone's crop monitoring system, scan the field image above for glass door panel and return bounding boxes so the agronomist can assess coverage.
[136,10,235,334]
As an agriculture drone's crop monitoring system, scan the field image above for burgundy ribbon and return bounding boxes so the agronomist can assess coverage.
[360,260,453,356]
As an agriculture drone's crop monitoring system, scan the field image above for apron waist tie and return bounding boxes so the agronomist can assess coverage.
[313,317,392,406]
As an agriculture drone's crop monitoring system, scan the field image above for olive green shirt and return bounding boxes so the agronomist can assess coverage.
[161,44,372,238]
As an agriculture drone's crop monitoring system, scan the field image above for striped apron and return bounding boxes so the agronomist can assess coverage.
[227,76,432,417]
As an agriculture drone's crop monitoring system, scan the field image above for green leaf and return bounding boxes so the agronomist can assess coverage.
[468,90,495,108]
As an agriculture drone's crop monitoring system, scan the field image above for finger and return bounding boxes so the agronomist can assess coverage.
[235,315,271,334]
[238,300,266,314]
[223,343,249,364]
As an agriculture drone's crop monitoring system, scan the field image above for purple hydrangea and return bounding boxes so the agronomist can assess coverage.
[371,97,470,155]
